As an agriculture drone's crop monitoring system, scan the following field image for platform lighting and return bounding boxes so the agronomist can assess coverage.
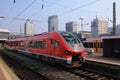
[79,17,89,31]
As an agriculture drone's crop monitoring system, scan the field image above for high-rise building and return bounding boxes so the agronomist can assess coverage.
[66,21,77,33]
[48,15,58,32]
[24,20,35,36]
[91,17,108,38]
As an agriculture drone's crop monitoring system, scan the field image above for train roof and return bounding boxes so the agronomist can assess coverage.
[6,31,73,42]
[6,31,59,41]
[102,36,120,39]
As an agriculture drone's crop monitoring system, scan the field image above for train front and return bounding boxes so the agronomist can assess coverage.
[59,31,85,67]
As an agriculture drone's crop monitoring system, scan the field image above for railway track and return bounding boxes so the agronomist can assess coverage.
[64,68,114,80]
[21,53,117,80]
[0,51,49,80]
[1,49,83,80]
[1,49,118,80]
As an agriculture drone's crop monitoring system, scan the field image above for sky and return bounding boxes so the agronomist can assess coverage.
[0,0,120,34]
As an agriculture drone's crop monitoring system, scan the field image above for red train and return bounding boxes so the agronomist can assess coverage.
[5,31,85,67]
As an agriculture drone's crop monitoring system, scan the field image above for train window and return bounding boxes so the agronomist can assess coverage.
[35,41,39,47]
[30,41,35,47]
[37,40,46,48]
[29,41,46,48]
[53,40,59,48]
[60,32,81,45]
[25,42,29,48]
[31,41,46,48]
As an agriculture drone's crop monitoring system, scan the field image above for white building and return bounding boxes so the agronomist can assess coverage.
[48,15,58,32]
[91,17,108,38]
[24,20,35,36]
[66,21,77,33]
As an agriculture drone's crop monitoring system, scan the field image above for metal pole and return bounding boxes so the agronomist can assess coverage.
[113,2,116,35]
[80,17,84,32]
[20,24,22,34]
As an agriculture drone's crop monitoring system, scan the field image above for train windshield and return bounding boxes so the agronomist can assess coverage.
[59,31,82,51]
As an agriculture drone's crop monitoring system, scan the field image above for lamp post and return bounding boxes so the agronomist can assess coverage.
[79,17,89,39]
[79,17,89,31]
[80,17,84,32]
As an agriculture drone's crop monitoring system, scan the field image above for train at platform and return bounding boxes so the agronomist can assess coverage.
[5,31,85,67]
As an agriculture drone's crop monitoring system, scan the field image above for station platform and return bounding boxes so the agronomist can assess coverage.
[0,58,20,80]
[85,53,120,66]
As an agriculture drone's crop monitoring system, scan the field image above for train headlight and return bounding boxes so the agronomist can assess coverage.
[65,50,71,55]
[67,58,72,64]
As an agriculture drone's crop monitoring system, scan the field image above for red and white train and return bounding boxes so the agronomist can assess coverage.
[5,31,85,67]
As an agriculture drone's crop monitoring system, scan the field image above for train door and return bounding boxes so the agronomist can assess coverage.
[50,39,59,56]
[50,39,54,56]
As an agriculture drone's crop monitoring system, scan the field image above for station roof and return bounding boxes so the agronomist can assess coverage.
[102,36,120,39]
[0,29,9,33]
[0,39,8,41]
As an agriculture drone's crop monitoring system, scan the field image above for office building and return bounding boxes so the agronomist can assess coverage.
[24,20,35,36]
[91,17,108,38]
[66,21,77,33]
[48,15,58,32]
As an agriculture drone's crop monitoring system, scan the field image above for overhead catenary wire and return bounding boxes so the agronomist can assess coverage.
[30,0,62,19]
[5,0,101,28]
[13,18,41,23]
[7,0,37,25]
[44,0,71,9]
[7,0,101,24]
[37,0,101,23]
[59,0,101,16]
